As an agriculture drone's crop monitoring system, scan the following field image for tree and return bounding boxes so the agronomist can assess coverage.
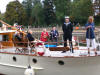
[22,0,45,26]
[0,11,4,20]
[70,0,94,25]
[0,12,4,26]
[95,13,100,25]
[53,0,71,25]
[43,0,56,25]
[22,0,33,25]
[31,1,45,26]
[4,1,26,25]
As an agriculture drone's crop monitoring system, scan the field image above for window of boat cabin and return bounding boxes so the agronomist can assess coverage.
[0,35,9,41]
[3,35,9,41]
[0,23,2,27]
[0,35,3,41]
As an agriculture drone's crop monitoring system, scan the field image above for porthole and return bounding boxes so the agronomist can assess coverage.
[58,60,64,65]
[13,56,17,62]
[32,58,37,64]
[0,73,5,75]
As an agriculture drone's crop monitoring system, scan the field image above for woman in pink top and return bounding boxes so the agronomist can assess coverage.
[40,28,49,42]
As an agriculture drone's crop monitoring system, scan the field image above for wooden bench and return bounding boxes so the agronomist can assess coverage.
[49,47,70,51]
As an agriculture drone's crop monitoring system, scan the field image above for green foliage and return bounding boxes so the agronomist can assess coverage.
[22,0,45,26]
[43,0,56,25]
[0,12,4,20]
[4,1,26,25]
[0,12,4,26]
[31,1,45,26]
[53,0,71,25]
[22,0,33,25]
[95,14,100,26]
[70,0,94,25]
[3,0,99,26]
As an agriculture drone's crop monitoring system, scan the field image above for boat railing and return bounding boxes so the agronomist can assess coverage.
[0,40,100,57]
[0,39,86,52]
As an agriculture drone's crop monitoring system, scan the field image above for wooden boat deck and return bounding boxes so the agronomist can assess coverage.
[0,46,100,57]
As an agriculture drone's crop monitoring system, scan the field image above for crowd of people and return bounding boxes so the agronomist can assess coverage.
[14,16,97,55]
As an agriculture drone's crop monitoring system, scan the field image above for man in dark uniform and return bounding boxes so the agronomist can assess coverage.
[62,16,74,53]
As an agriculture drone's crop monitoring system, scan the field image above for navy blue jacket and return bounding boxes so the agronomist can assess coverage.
[50,30,59,40]
[62,22,73,37]
[85,22,95,39]
[27,33,35,41]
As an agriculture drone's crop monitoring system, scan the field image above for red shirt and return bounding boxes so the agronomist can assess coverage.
[40,32,49,42]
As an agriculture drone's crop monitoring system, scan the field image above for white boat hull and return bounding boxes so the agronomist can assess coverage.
[0,53,100,75]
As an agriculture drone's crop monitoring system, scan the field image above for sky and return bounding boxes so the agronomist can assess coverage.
[0,0,23,13]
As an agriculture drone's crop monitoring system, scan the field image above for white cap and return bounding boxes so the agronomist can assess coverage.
[65,16,70,19]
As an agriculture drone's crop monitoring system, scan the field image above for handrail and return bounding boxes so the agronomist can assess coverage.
[0,40,86,44]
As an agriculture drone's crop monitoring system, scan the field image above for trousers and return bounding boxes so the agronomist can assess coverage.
[86,38,96,49]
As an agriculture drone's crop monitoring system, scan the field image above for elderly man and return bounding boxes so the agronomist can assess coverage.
[62,16,74,53]
[27,30,35,42]
[50,27,59,45]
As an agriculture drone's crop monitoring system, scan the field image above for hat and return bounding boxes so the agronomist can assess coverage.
[65,16,70,19]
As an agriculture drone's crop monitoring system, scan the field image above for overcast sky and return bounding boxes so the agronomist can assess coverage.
[0,0,23,13]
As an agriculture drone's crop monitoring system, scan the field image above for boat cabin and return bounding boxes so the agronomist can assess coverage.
[0,30,16,49]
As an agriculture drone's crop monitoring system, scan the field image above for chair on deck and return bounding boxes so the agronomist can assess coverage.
[13,35,28,53]
[13,35,36,54]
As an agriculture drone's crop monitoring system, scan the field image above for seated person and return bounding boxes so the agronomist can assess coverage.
[50,27,59,45]
[27,30,35,42]
[14,31,22,41]
[27,30,37,54]
[14,31,22,45]
[40,28,49,42]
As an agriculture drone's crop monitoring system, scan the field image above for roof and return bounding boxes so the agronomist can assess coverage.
[0,30,16,34]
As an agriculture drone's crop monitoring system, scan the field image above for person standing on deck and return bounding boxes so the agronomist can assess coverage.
[62,16,73,53]
[85,16,97,55]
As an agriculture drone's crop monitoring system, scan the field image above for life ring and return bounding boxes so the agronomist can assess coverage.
[35,42,45,56]
[37,52,44,56]
[36,43,43,46]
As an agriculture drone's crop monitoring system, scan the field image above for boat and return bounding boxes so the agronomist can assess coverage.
[0,20,100,75]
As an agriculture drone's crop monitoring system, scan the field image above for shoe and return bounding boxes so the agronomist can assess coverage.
[61,51,66,53]
[70,48,74,53]
[88,51,90,54]
[72,50,74,53]
[88,51,90,56]
[95,52,97,56]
